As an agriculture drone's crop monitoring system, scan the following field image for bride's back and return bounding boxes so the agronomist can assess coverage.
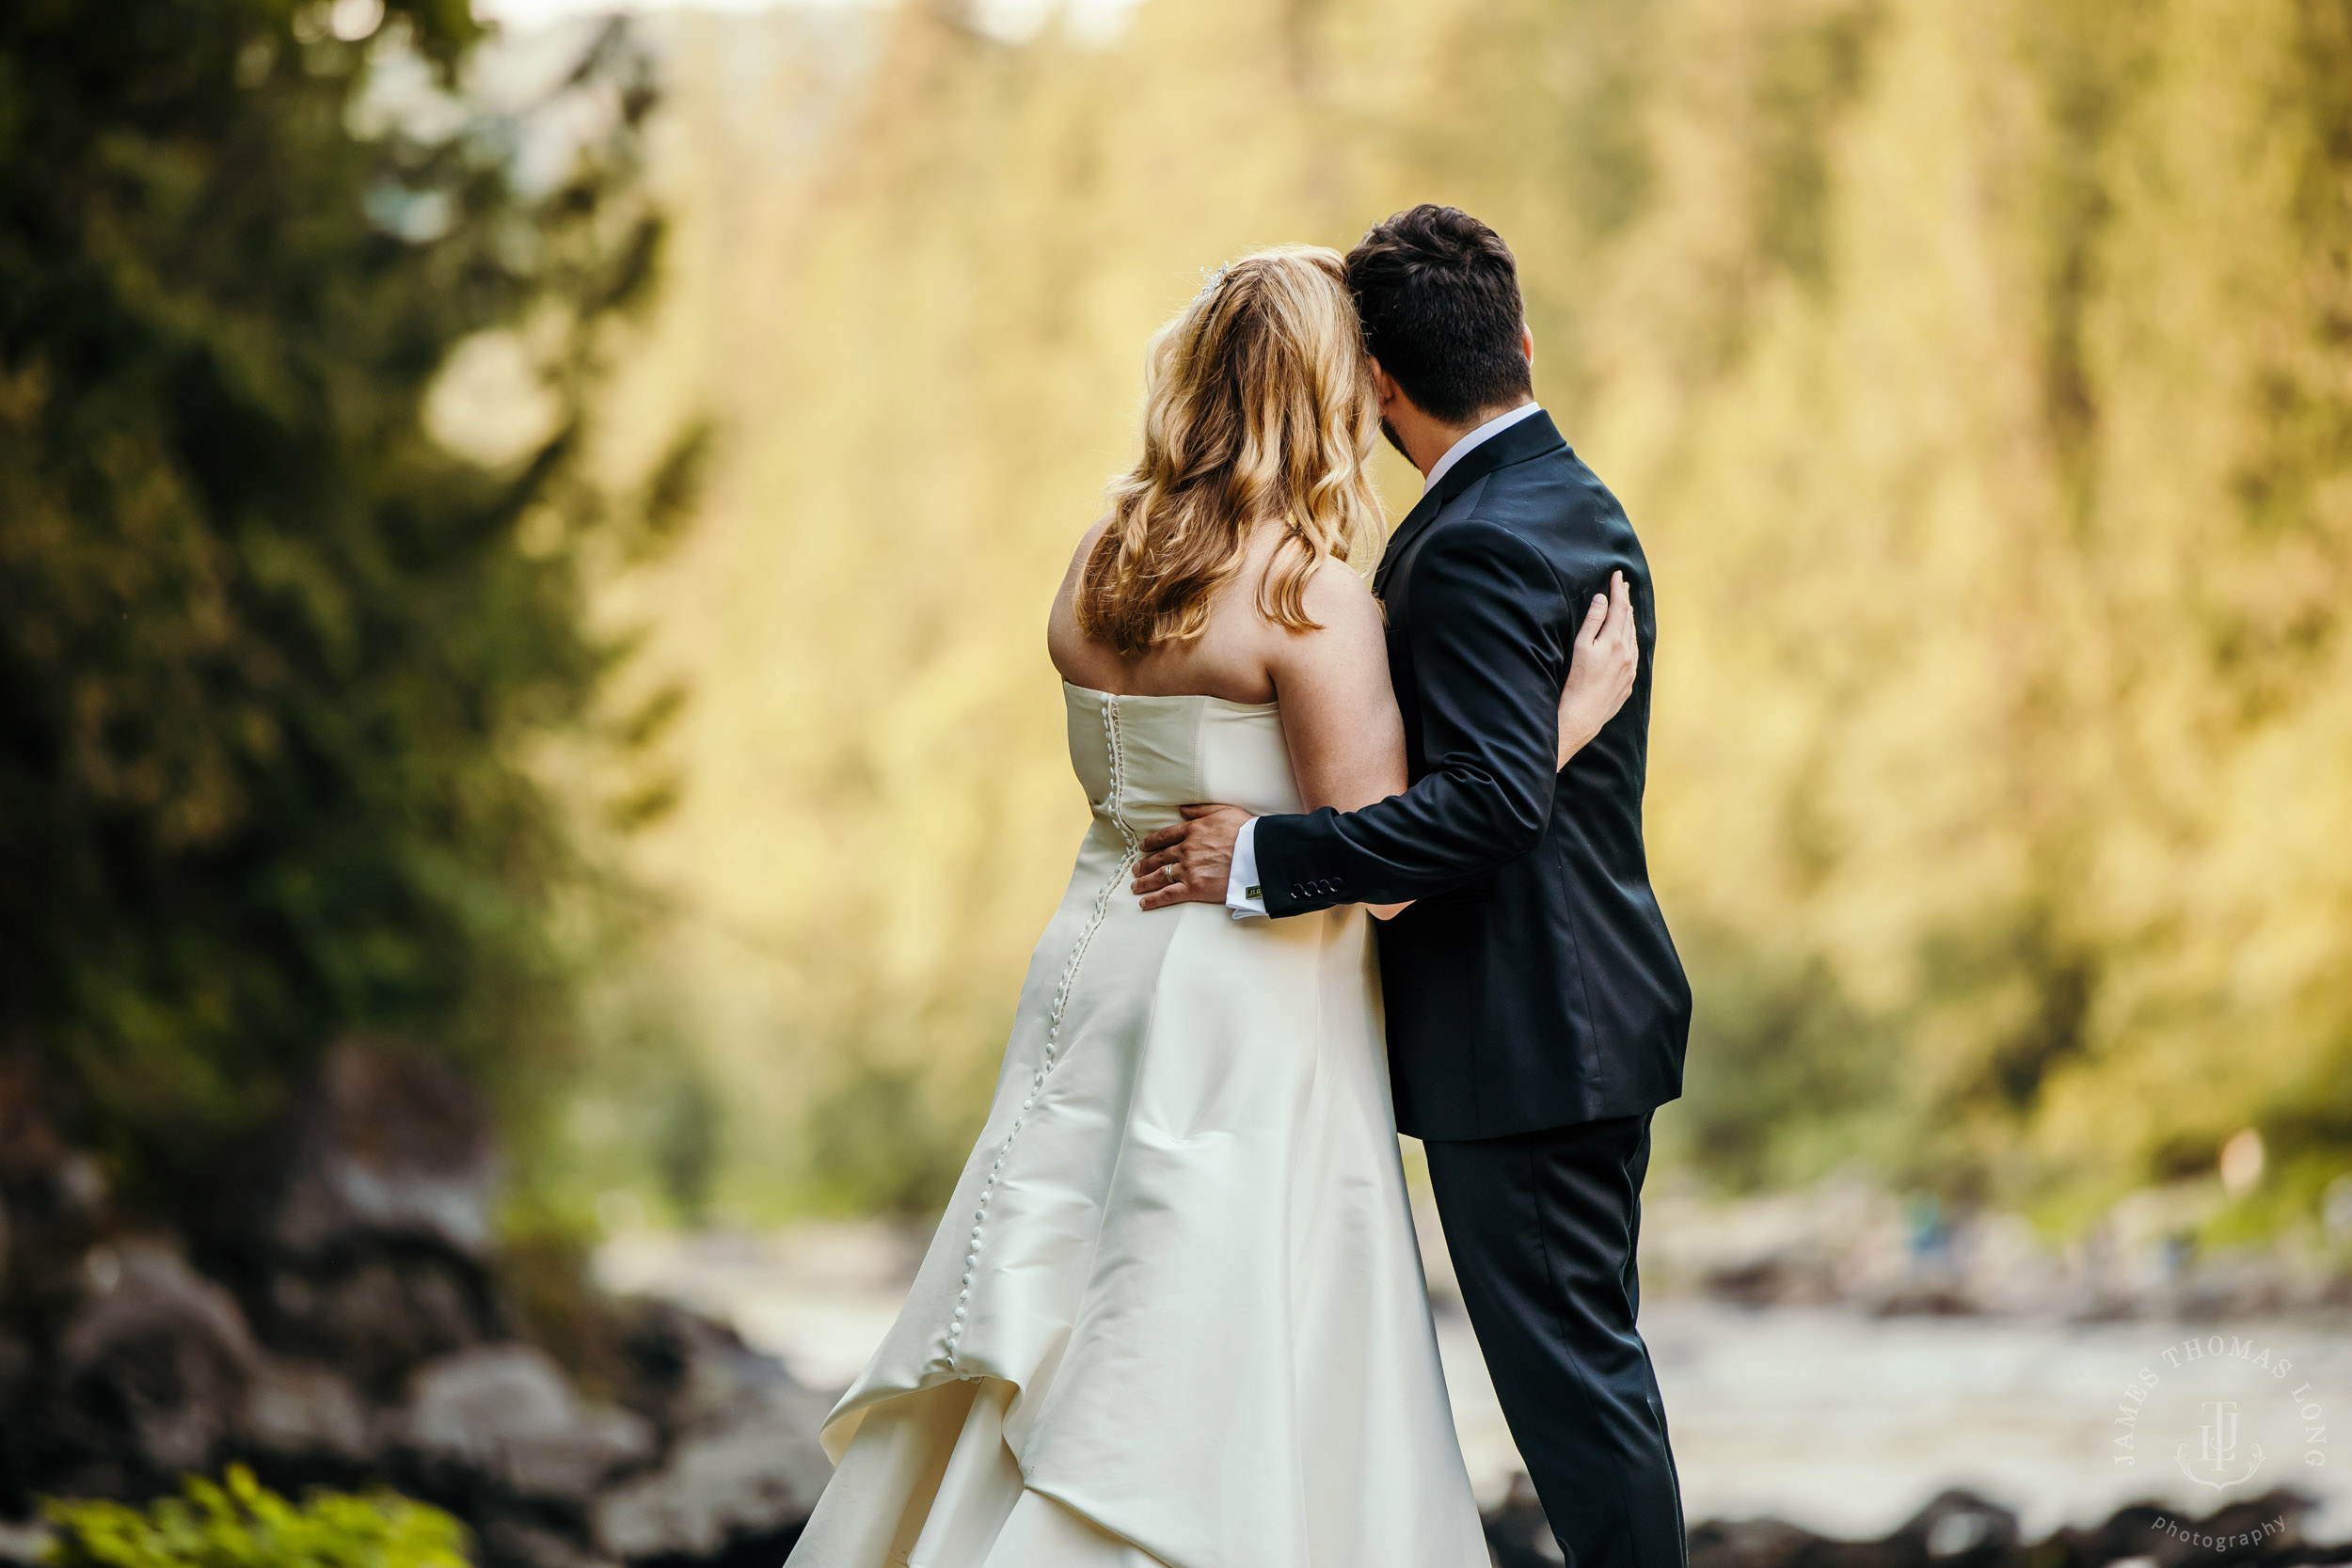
[1049,518,1304,705]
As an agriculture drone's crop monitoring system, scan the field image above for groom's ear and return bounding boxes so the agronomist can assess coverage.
[1519,323,1534,371]
[1368,358,1406,416]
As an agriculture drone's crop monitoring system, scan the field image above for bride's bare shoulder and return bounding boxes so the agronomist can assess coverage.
[1047,517,1115,679]
[1051,517,1111,608]
[1259,531,1380,631]
[1069,515,1112,573]
[1301,548,1380,617]
[1251,538,1385,700]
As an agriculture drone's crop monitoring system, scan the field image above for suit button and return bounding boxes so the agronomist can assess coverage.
[1290,884,1305,898]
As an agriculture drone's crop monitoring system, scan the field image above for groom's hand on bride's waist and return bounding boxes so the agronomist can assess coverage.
[1133,803,1249,911]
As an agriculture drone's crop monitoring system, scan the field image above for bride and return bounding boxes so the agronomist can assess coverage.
[786,245,1638,1568]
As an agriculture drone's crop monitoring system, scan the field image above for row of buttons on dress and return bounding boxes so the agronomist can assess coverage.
[946,694,1138,1363]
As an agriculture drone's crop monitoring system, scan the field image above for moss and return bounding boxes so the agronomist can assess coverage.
[42,1467,465,1568]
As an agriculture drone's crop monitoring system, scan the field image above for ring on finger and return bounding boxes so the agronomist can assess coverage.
[1163,863,1179,885]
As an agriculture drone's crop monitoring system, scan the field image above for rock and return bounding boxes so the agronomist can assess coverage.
[2147,1490,2320,1565]
[591,1381,833,1565]
[398,1343,656,1504]
[1482,1473,1567,1567]
[2,1062,840,1568]
[255,1251,499,1400]
[1702,1255,1845,1308]
[1686,1515,1825,1568]
[0,1061,112,1337]
[587,1302,834,1565]
[1892,1490,2019,1566]
[1684,1491,2019,1568]
[617,1300,801,1433]
[238,1356,374,1465]
[479,1517,625,1568]
[1644,1179,1906,1309]
[51,1238,258,1486]
[1868,1282,1979,1317]
[205,1042,505,1399]
[0,1519,54,1568]
[1630,1178,2352,1320]
[2037,1497,2300,1568]
[1575,1483,2338,1568]
[260,1041,501,1264]
[0,1329,32,1513]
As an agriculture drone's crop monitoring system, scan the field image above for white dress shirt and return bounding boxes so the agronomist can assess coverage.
[1223,403,1544,918]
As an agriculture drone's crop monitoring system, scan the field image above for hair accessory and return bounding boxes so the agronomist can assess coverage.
[1193,264,1229,304]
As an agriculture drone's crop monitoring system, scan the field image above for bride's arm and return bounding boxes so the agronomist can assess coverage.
[1288,568,1635,918]
[1260,563,1414,918]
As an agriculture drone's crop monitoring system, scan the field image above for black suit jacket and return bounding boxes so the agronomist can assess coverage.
[1253,411,1691,1140]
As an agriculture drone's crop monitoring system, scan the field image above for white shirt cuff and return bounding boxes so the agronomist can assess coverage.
[1225,816,1267,920]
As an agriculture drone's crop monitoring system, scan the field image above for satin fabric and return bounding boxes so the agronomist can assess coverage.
[787,685,1487,1568]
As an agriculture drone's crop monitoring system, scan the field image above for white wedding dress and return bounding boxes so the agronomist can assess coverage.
[786,684,1488,1568]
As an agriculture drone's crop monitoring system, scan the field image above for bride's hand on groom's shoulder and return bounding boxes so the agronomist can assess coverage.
[1557,570,1638,768]
[1133,803,1248,911]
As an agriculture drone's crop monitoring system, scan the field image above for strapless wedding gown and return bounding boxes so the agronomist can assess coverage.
[785,684,1487,1568]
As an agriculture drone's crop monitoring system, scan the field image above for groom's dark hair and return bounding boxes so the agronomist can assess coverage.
[1344,205,1532,424]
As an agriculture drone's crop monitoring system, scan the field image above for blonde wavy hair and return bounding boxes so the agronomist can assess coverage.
[1077,245,1385,658]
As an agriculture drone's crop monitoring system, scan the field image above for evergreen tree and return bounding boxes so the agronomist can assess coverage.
[0,0,688,1211]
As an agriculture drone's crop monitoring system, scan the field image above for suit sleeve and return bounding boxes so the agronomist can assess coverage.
[1252,518,1570,914]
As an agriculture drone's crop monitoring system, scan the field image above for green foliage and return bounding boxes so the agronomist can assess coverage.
[805,1064,974,1217]
[42,1466,465,1568]
[0,0,690,1209]
[537,962,734,1223]
[1668,929,1897,1193]
[650,1066,721,1223]
[492,1185,637,1398]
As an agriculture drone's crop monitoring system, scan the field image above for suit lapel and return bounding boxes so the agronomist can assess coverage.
[1373,410,1568,595]
[1374,487,1446,596]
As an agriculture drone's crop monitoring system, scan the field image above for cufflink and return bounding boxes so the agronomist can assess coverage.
[1247,885,1262,899]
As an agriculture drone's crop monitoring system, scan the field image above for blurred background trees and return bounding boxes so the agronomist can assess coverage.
[576,0,2352,1235]
[0,0,690,1222]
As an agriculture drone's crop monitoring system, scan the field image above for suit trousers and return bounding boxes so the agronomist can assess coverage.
[1424,1114,1686,1568]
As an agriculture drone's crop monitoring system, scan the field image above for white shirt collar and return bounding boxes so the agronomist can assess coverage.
[1422,401,1544,495]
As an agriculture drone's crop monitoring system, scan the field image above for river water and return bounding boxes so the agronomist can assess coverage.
[596,1224,2352,1541]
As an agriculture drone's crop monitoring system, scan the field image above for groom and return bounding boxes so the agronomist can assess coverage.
[1132,205,1692,1568]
